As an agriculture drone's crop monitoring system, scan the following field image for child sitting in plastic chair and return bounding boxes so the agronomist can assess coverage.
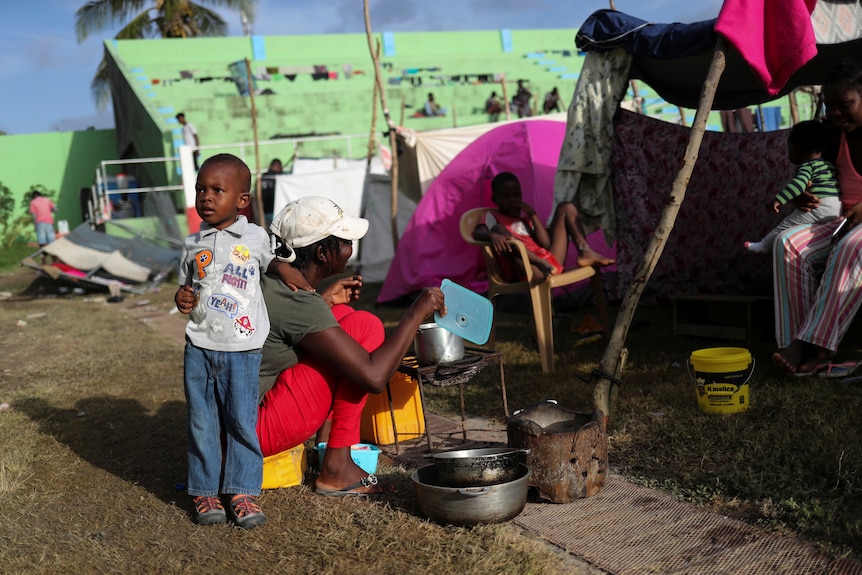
[472,171,614,282]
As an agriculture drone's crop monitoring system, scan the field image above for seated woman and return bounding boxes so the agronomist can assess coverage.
[256,196,446,496]
[772,59,862,375]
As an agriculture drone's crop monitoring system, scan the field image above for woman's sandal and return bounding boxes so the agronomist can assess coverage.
[316,474,381,498]
[819,361,861,379]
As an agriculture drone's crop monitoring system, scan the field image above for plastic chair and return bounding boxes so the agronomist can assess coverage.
[459,207,610,373]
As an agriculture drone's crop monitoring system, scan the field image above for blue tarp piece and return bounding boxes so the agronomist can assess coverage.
[754,107,783,131]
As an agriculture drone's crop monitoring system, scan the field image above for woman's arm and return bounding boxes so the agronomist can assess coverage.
[294,287,446,393]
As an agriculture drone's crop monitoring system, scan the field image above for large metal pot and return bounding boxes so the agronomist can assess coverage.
[425,447,530,487]
[414,322,465,365]
[412,463,530,526]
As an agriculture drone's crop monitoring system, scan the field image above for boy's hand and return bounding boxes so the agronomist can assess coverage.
[520,202,536,217]
[175,285,195,315]
[490,231,512,254]
[270,260,314,292]
[772,200,781,213]
[321,275,362,307]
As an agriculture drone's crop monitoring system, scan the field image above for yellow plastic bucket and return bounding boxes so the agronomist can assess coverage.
[688,347,754,414]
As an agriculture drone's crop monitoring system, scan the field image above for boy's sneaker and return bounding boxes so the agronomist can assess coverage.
[230,494,267,530]
[193,496,227,525]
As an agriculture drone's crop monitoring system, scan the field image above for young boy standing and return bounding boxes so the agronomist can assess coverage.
[174,153,309,529]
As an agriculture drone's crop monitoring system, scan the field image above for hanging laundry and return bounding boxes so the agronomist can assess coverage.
[342,64,353,79]
[180,70,194,79]
[312,65,329,80]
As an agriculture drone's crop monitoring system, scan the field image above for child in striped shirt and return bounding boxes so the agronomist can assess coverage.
[745,120,840,254]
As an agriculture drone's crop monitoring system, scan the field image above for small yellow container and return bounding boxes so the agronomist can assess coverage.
[689,347,754,414]
[261,444,306,489]
[360,372,425,445]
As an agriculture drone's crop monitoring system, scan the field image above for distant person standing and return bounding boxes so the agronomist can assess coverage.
[514,80,533,118]
[177,112,200,170]
[485,91,503,122]
[543,87,563,114]
[29,190,56,264]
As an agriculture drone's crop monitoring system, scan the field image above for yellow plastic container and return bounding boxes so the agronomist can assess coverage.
[689,347,754,414]
[261,444,306,489]
[360,372,425,445]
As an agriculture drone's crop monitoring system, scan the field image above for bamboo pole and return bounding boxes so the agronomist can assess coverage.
[788,89,799,126]
[501,74,511,121]
[366,41,381,168]
[452,102,457,127]
[364,0,399,251]
[630,80,643,114]
[245,58,264,227]
[400,95,406,126]
[593,38,729,426]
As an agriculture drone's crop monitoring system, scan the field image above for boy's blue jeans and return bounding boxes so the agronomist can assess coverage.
[183,342,263,497]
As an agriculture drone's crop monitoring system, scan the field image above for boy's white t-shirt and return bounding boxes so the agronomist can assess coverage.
[178,215,274,352]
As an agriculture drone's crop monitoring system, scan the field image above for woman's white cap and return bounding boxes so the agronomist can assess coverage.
[270,196,368,250]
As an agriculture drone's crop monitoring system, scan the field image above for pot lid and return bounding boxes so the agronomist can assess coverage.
[435,279,493,345]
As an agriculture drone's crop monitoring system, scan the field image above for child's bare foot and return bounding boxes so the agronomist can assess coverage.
[577,248,615,268]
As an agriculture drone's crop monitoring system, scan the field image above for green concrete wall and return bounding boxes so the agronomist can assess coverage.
[0,130,118,240]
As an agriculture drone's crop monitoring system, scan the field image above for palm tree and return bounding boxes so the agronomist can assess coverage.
[75,0,256,108]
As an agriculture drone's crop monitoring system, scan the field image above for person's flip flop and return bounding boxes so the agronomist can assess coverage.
[792,362,829,377]
[315,474,379,498]
[819,361,861,379]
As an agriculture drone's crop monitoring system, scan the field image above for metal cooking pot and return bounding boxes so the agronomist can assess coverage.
[412,463,530,526]
[414,322,465,365]
[425,447,530,487]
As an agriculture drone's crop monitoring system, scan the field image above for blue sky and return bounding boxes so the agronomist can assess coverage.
[0,0,722,135]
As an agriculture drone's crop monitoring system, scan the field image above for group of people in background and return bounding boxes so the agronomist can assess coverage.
[484,82,564,121]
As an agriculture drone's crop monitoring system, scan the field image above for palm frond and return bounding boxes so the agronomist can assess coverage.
[90,56,112,111]
[184,3,229,37]
[75,0,150,42]
[115,10,156,39]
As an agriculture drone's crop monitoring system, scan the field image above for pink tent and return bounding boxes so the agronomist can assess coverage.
[378,120,615,303]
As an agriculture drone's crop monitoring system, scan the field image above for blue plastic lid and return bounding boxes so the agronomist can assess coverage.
[434,279,494,345]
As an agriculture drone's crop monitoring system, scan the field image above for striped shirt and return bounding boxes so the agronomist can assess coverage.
[774,158,839,205]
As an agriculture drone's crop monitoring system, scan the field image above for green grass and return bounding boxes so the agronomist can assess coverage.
[3,264,862,568]
[0,243,35,271]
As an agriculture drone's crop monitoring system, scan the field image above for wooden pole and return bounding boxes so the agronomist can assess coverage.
[630,80,643,114]
[364,0,399,251]
[400,95,406,126]
[366,41,381,168]
[452,102,457,127]
[788,89,799,126]
[501,73,511,121]
[245,58,264,227]
[593,39,729,427]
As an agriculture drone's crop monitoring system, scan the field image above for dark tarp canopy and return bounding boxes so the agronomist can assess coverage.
[575,8,862,110]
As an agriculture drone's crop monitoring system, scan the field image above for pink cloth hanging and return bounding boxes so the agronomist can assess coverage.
[715,0,818,95]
